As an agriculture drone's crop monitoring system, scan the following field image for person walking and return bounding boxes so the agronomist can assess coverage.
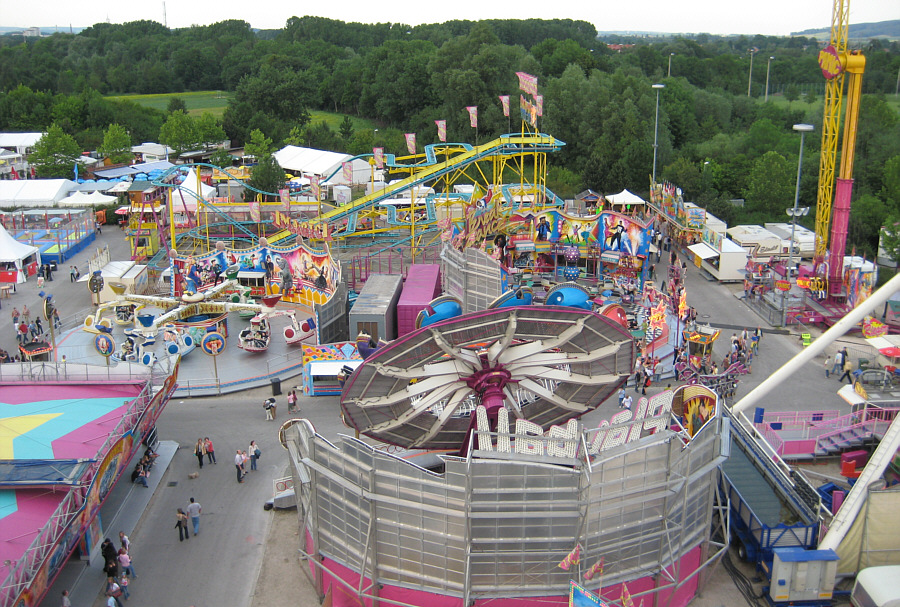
[832,349,845,377]
[618,387,626,408]
[287,390,297,413]
[234,450,244,483]
[186,497,202,535]
[21,305,30,323]
[70,266,77,282]
[263,398,274,421]
[117,547,137,577]
[61,589,72,607]
[839,356,855,384]
[249,441,259,472]
[193,438,206,469]
[622,395,633,411]
[175,508,190,541]
[204,437,216,464]
[824,355,832,378]
[11,307,19,326]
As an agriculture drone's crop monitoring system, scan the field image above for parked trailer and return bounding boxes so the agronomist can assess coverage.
[348,273,402,342]
[397,264,442,337]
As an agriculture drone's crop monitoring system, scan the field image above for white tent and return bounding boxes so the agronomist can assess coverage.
[273,145,370,185]
[605,189,646,205]
[58,190,119,207]
[0,179,76,208]
[171,168,216,212]
[0,222,40,284]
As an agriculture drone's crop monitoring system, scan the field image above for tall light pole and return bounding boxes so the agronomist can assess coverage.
[747,48,756,97]
[765,56,774,102]
[668,53,674,77]
[652,83,665,183]
[783,123,814,327]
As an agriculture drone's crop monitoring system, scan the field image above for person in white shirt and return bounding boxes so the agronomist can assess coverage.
[186,497,202,535]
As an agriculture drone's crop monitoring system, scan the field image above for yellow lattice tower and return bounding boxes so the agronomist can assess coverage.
[814,0,849,260]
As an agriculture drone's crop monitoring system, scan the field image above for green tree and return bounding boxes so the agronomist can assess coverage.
[159,110,200,158]
[244,128,273,160]
[97,123,133,164]
[784,84,800,107]
[339,115,354,144]
[209,148,233,169]
[880,214,900,264]
[245,155,284,201]
[30,123,81,178]
[803,90,816,105]
[167,97,187,114]
[744,150,794,218]
[195,112,226,148]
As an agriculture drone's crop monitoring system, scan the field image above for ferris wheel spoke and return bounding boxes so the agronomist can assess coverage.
[358,373,463,408]
[365,381,468,433]
[372,358,474,381]
[503,342,624,369]
[498,317,588,363]
[430,329,481,367]
[509,366,623,385]
[410,387,475,448]
[516,378,590,413]
[486,312,518,364]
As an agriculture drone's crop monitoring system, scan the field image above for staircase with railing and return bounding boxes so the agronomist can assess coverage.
[756,407,900,458]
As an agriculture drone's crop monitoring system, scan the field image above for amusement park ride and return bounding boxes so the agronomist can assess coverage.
[81,275,316,362]
[813,0,865,300]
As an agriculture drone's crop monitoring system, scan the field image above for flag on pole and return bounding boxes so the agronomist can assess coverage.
[342,161,352,183]
[515,71,538,96]
[311,175,320,199]
[466,106,478,128]
[557,543,581,571]
[435,120,446,142]
[583,558,604,581]
[405,133,417,155]
[535,94,544,116]
[621,584,634,607]
[279,188,291,213]
[249,200,261,222]
[498,95,510,117]
[373,147,384,169]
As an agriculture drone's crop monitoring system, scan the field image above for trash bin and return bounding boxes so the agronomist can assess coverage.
[270,377,282,396]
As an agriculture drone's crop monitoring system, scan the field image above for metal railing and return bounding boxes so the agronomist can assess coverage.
[0,375,164,606]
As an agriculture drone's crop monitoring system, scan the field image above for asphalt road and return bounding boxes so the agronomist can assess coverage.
[30,237,867,607]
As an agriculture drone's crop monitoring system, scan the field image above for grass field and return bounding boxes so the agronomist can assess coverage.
[104,92,378,131]
[104,91,231,117]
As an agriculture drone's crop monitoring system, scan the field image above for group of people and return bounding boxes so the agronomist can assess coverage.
[100,532,137,606]
[69,265,81,282]
[631,355,661,395]
[130,446,159,488]
[192,437,217,468]
[175,497,203,542]
[11,304,61,347]
[234,441,261,483]
[826,347,855,384]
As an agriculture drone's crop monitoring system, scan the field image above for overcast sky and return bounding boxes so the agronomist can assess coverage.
[5,0,899,37]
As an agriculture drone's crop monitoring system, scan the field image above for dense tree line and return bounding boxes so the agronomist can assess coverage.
[0,17,898,255]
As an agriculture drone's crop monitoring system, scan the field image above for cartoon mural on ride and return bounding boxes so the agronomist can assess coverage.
[169,239,340,310]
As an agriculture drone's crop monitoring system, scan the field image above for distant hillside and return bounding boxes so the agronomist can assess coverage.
[792,19,900,40]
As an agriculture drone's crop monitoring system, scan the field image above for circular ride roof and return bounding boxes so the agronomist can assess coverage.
[340,306,636,450]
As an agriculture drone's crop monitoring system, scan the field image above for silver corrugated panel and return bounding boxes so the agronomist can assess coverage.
[287,417,723,601]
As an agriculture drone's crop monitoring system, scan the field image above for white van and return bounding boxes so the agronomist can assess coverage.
[851,566,900,607]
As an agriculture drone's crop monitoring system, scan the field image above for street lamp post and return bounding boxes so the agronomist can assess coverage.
[782,123,815,327]
[748,49,756,97]
[668,53,674,77]
[652,83,665,183]
[765,56,775,102]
